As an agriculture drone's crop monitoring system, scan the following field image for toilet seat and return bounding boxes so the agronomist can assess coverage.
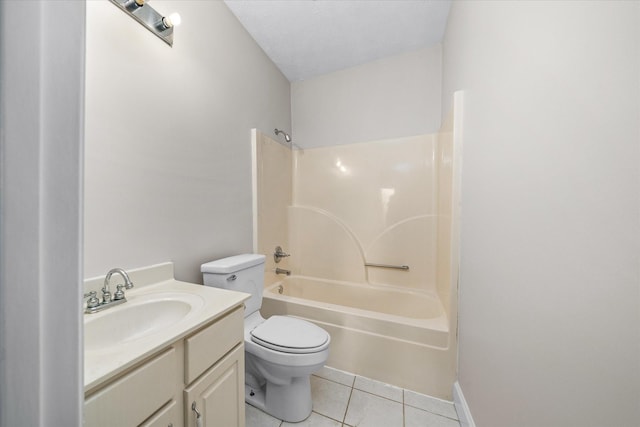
[251,316,329,354]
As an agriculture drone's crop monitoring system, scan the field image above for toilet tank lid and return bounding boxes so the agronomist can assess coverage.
[201,254,266,274]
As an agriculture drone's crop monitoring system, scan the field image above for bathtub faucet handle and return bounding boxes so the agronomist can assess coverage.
[274,246,290,263]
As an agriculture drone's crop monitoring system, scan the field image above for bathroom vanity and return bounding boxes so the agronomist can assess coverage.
[83,263,249,427]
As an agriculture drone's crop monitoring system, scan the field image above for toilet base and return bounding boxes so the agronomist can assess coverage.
[245,383,267,411]
[244,376,313,422]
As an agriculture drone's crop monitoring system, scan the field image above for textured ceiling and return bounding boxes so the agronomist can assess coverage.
[224,0,452,82]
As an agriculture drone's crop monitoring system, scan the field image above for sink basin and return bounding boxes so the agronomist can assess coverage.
[84,291,205,352]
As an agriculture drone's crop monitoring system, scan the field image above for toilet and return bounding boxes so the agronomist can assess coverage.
[201,254,330,422]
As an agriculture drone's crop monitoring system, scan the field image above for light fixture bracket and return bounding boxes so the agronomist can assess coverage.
[109,0,175,47]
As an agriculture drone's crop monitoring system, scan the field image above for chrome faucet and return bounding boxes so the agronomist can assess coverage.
[275,268,291,276]
[273,246,290,263]
[84,268,134,314]
[103,267,134,301]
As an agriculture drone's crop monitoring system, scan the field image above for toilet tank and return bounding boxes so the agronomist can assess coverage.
[201,254,266,316]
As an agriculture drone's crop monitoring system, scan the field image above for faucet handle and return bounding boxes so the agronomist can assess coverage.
[114,284,126,301]
[101,286,112,304]
[83,291,100,309]
[274,246,290,263]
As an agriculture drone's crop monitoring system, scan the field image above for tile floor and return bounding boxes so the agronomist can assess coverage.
[245,366,461,427]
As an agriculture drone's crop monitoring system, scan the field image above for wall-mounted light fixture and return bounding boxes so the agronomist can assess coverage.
[109,0,181,47]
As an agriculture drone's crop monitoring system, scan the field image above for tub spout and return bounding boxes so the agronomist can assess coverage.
[275,268,291,276]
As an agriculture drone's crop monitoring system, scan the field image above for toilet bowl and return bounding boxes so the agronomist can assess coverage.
[202,254,330,422]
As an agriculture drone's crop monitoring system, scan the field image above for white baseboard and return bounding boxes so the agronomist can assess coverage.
[453,381,476,427]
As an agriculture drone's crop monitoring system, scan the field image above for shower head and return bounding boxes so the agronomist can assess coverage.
[274,128,291,143]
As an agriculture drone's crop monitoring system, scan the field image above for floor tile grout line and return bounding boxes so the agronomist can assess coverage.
[312,373,356,389]
[342,374,356,426]
[402,389,406,427]
[403,403,461,422]
[262,406,460,427]
[342,381,355,425]
[309,373,356,424]
[403,404,406,426]
[310,410,344,425]
[404,392,458,408]
[313,370,462,426]
[319,373,456,416]
[319,370,458,410]
[351,386,404,404]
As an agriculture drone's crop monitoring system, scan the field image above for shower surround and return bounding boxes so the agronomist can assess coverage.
[252,99,461,397]
[291,134,441,296]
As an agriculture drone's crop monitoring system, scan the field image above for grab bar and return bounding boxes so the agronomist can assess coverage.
[364,263,409,271]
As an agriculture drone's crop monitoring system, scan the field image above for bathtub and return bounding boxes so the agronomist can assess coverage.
[260,276,457,398]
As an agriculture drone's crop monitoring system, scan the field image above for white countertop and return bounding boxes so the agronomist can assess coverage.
[84,266,249,392]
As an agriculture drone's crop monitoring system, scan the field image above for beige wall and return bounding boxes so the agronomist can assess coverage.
[443,2,640,426]
[85,1,291,283]
[292,46,442,148]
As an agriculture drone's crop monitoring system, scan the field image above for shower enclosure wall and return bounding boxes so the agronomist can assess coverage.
[252,94,462,398]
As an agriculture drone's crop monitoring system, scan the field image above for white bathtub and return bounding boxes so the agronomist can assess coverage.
[261,276,456,398]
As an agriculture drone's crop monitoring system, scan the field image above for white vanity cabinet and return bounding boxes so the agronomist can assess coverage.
[84,306,245,427]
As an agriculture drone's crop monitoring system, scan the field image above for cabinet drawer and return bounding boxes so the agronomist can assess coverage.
[185,307,243,383]
[85,348,177,427]
[139,399,179,427]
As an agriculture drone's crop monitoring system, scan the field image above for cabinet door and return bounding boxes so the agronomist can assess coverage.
[184,344,245,427]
